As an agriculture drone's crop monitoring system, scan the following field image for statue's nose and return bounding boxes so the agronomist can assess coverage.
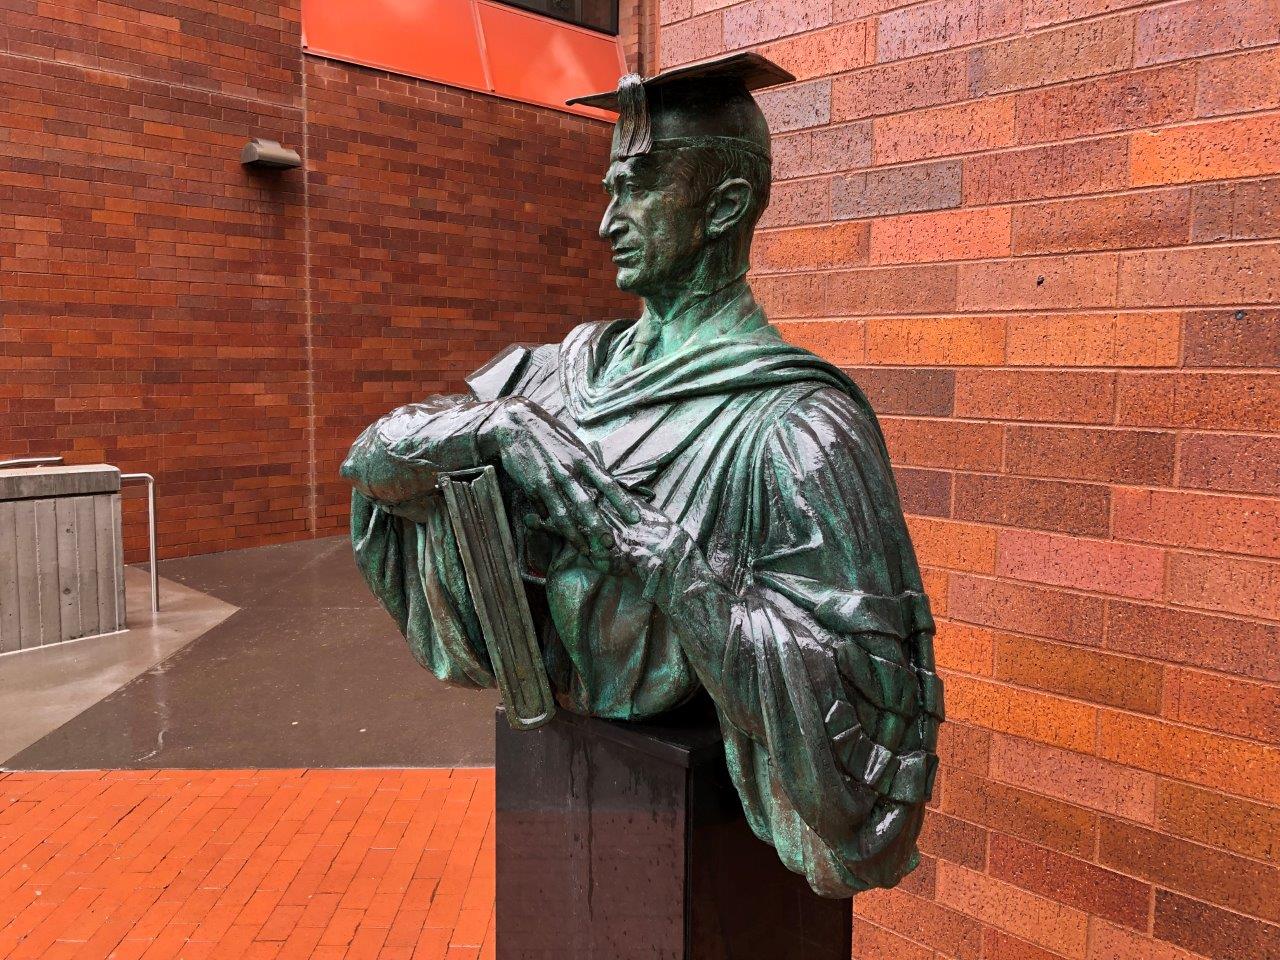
[599,201,624,241]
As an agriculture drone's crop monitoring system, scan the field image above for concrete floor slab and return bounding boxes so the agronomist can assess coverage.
[0,566,237,764]
[5,536,499,770]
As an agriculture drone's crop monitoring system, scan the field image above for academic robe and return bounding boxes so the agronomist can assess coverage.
[343,296,942,897]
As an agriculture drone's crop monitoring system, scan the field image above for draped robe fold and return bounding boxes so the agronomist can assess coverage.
[345,305,941,897]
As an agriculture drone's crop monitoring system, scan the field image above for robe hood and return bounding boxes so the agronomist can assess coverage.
[559,312,881,436]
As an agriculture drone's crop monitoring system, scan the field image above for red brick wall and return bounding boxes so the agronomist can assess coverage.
[305,59,628,537]
[658,2,1279,959]
[0,0,632,560]
[621,0,660,71]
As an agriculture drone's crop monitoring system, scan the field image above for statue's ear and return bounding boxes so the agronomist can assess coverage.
[705,178,752,239]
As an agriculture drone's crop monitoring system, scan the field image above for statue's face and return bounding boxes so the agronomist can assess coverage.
[599,155,706,296]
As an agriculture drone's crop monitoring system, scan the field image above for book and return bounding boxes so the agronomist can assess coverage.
[439,466,556,731]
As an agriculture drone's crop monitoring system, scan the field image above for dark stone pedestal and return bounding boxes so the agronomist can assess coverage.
[495,700,852,960]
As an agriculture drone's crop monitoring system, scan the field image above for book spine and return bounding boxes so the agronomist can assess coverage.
[441,467,556,731]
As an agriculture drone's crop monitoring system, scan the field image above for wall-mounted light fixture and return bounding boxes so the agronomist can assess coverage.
[240,138,302,170]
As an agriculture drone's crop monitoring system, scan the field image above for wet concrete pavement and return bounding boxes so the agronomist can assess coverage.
[4,536,498,770]
[0,566,237,764]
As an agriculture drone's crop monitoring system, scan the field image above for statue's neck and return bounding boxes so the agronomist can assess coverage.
[637,278,754,360]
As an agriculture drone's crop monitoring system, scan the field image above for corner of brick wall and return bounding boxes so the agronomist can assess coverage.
[658,0,1280,958]
[0,0,634,562]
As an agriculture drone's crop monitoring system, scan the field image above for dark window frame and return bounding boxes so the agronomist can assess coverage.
[492,0,618,35]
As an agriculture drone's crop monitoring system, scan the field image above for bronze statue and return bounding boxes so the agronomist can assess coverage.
[342,53,942,898]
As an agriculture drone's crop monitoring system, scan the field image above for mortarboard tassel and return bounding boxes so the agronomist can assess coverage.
[612,74,653,161]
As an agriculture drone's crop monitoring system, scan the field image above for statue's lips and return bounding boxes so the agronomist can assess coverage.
[611,248,640,265]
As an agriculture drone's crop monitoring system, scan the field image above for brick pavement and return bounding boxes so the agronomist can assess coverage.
[0,769,495,960]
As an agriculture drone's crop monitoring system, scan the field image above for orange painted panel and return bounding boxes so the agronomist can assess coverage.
[303,0,489,94]
[477,2,622,120]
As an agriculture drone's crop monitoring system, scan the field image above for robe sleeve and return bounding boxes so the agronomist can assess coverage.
[640,387,942,896]
[350,489,495,688]
[343,343,565,694]
[340,395,499,513]
[341,344,548,512]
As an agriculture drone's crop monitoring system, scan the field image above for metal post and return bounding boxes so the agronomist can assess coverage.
[120,472,159,614]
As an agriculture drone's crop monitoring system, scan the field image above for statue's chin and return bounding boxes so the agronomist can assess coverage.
[614,267,643,293]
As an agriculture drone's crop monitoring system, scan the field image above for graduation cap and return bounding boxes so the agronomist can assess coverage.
[567,52,795,163]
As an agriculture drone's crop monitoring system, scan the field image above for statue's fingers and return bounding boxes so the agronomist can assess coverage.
[542,496,587,551]
[579,458,641,524]
[557,469,617,556]
[524,512,603,565]
[530,463,589,551]
[523,513,553,532]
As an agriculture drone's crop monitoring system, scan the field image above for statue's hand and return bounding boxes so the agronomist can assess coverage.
[596,497,694,588]
[481,398,640,560]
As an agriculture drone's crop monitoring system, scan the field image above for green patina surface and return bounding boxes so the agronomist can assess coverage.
[342,53,942,898]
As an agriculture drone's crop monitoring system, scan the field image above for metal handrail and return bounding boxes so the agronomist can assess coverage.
[1,457,160,615]
[120,473,159,613]
[0,456,64,469]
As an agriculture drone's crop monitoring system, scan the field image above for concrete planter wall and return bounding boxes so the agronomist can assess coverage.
[0,465,125,652]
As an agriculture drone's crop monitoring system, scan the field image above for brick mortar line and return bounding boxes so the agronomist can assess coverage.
[940,659,1280,738]
[760,102,1280,183]
[760,177,1280,229]
[771,47,1277,124]
[889,91,1277,148]
[767,302,1280,319]
[757,185,1188,231]
[1163,543,1280,567]
[924,525,1280,567]
[752,234,1280,260]
[0,49,304,115]
[4,264,660,287]
[938,564,1280,625]
[774,307,1254,318]
[765,303,1280,320]
[841,918,936,957]
[1001,772,1278,842]
[974,747,1277,842]
[676,0,1267,77]
[952,760,1280,872]
[944,568,1278,615]
[920,517,1277,547]
[846,364,1276,377]
[718,0,1188,41]
[750,249,1273,271]
[1170,431,1185,487]
[890,409,1280,427]
[942,576,1280,634]
[301,54,318,540]
[1145,651,1280,693]
[883,416,1280,439]
[856,364,1255,376]
[765,157,1270,206]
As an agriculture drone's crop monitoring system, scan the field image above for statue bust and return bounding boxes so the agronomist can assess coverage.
[342,52,942,898]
